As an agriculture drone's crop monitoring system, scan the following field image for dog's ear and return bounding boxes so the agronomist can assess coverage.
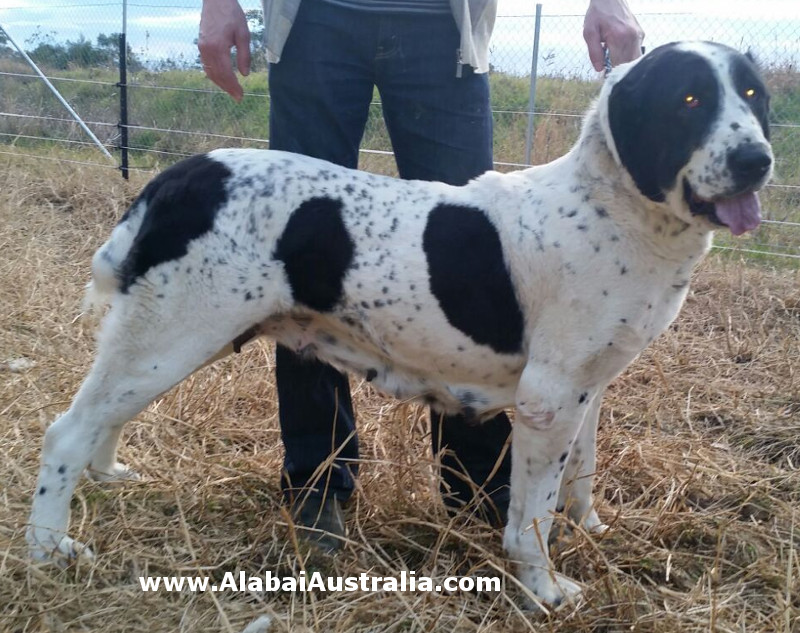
[607,55,666,202]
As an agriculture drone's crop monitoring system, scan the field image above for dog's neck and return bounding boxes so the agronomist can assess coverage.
[568,103,713,263]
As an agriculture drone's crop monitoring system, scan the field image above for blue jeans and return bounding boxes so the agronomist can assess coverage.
[270,0,511,518]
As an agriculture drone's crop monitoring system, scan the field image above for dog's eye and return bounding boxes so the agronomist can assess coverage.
[744,88,757,99]
[684,94,701,109]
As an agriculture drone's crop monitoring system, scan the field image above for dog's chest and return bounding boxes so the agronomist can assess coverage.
[504,190,701,386]
[566,254,696,385]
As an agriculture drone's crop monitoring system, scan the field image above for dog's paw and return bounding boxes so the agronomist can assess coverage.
[86,462,141,483]
[518,566,582,610]
[27,529,95,566]
[582,509,609,535]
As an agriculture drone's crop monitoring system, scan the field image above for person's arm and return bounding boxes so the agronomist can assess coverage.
[583,0,644,71]
[198,0,251,101]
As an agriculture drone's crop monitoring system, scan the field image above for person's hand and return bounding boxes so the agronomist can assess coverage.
[584,0,644,71]
[198,0,251,101]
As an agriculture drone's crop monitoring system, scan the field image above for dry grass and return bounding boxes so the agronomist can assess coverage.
[0,153,798,633]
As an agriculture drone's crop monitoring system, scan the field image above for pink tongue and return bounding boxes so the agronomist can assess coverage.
[714,192,762,236]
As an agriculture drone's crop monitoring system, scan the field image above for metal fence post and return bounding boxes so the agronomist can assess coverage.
[524,3,542,166]
[117,0,129,179]
[0,22,114,161]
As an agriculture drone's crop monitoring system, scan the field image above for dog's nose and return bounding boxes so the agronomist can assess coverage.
[728,144,772,184]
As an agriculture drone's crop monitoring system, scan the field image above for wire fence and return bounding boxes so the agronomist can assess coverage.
[0,0,799,260]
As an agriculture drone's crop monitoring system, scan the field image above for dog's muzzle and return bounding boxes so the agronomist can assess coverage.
[685,142,772,236]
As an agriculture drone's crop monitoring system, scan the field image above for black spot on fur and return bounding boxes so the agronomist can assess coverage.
[366,368,378,382]
[459,391,478,407]
[119,154,232,292]
[608,44,720,201]
[274,197,354,312]
[57,465,66,474]
[578,392,588,404]
[39,486,47,495]
[423,204,524,354]
[559,451,568,463]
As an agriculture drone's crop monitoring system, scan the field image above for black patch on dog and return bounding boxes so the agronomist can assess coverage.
[608,43,720,202]
[274,197,354,312]
[423,203,524,354]
[119,154,232,292]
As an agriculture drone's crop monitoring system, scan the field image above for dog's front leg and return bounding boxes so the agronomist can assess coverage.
[557,390,608,534]
[503,363,590,608]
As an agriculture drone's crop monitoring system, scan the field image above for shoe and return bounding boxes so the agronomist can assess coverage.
[290,495,346,553]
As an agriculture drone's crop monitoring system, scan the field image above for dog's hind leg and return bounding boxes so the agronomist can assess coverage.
[26,300,250,564]
[556,391,608,534]
[85,341,237,483]
[85,424,140,483]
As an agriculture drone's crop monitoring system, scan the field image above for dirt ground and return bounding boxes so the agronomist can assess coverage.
[1,155,798,632]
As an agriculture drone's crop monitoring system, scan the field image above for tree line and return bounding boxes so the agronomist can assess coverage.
[0,11,268,73]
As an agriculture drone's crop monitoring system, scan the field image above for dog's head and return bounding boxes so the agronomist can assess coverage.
[598,41,772,235]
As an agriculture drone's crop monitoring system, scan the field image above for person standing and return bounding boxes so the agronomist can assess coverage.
[198,0,644,550]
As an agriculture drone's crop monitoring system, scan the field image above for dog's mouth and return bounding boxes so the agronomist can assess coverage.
[683,179,762,236]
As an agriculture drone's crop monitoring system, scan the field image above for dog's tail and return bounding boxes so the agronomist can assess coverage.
[83,196,147,313]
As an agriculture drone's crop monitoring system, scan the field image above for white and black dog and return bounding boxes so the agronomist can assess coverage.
[28,42,772,606]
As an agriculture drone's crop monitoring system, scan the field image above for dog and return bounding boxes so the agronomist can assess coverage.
[28,41,772,607]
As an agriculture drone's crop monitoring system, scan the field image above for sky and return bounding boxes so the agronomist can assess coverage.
[0,0,799,76]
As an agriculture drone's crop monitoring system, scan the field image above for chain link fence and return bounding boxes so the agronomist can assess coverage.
[1,1,798,259]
